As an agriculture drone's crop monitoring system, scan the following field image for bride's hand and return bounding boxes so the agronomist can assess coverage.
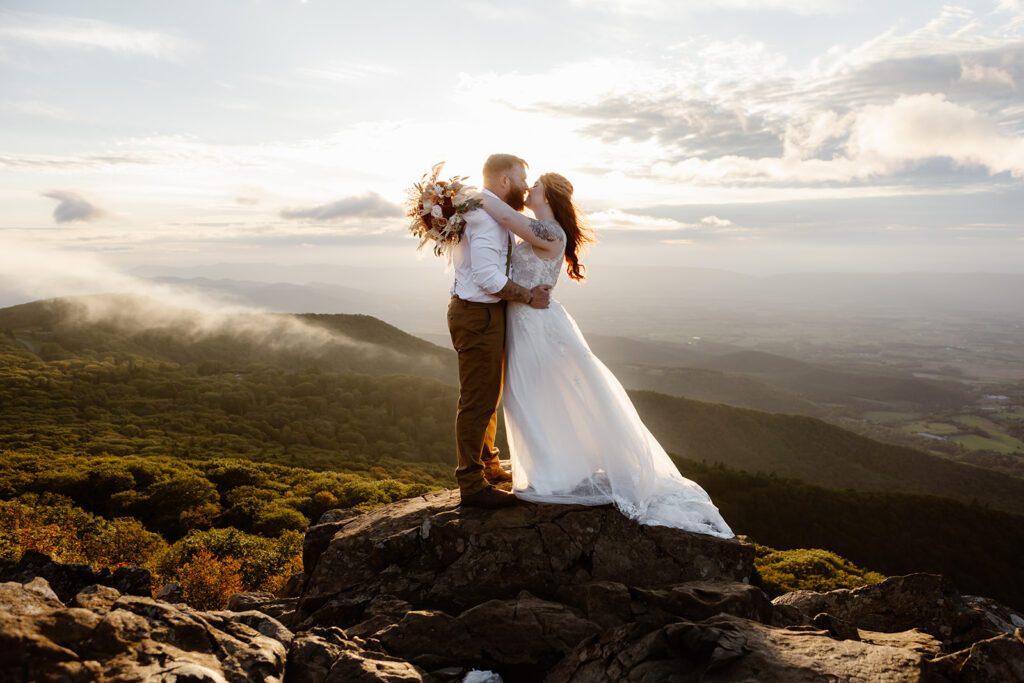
[476,193,499,215]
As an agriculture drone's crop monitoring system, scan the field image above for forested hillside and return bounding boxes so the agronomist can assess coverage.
[1,295,1022,610]
[3,297,1021,515]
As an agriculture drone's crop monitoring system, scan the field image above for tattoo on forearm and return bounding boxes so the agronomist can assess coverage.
[529,219,558,242]
[494,279,532,304]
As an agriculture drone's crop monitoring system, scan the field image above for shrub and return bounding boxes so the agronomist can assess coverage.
[754,544,886,596]
[156,527,303,594]
[176,545,244,610]
[0,496,166,571]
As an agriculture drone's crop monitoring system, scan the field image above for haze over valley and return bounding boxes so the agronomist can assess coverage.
[35,260,1015,478]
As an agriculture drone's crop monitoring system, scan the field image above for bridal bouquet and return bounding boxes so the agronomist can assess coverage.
[405,162,481,258]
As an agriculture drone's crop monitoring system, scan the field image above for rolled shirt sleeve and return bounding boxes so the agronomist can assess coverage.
[466,210,510,295]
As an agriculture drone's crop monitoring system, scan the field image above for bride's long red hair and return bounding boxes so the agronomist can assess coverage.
[540,172,594,282]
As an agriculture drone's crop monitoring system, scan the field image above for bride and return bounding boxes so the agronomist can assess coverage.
[477,174,734,538]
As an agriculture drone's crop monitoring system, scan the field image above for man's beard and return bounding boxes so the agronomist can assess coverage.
[504,186,526,211]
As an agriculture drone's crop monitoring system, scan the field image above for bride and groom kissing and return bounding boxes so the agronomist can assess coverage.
[447,153,733,538]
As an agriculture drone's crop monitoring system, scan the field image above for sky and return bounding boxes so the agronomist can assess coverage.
[1,0,1023,281]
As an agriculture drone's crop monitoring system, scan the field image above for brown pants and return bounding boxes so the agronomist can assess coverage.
[447,296,506,495]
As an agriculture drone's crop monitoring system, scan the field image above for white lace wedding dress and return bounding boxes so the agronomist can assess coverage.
[503,222,734,538]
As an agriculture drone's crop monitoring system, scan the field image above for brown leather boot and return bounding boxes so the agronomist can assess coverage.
[485,468,512,484]
[459,485,516,508]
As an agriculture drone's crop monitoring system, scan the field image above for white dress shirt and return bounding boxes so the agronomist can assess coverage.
[450,189,514,303]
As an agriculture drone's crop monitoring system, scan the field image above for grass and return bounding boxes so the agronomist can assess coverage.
[863,411,922,423]
[902,421,959,435]
[952,434,1024,453]
[953,415,998,429]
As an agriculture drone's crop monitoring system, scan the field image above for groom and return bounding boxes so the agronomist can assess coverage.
[448,153,552,508]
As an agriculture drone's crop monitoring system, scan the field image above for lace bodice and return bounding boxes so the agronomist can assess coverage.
[510,221,565,291]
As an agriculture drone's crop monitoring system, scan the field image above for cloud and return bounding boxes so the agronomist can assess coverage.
[463,5,1024,196]
[700,216,733,228]
[0,99,75,121]
[280,192,403,221]
[848,93,1024,177]
[589,209,697,231]
[569,0,842,16]
[0,10,193,60]
[1,153,153,169]
[0,237,394,358]
[295,62,396,83]
[959,61,1016,88]
[42,191,108,223]
[589,210,742,235]
[552,96,783,159]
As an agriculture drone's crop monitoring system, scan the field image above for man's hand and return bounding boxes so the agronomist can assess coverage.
[529,285,552,309]
[494,280,552,308]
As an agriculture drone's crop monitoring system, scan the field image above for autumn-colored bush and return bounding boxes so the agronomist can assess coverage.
[0,495,166,570]
[155,526,303,594]
[176,544,244,610]
[260,553,303,594]
[82,516,167,570]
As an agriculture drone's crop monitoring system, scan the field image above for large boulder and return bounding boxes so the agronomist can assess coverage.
[928,628,1024,681]
[546,613,933,683]
[0,576,291,683]
[284,627,432,683]
[296,490,756,629]
[370,591,602,676]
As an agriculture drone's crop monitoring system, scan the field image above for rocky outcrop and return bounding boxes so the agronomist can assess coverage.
[0,549,151,603]
[295,489,755,630]
[0,577,290,682]
[773,572,1010,652]
[547,614,934,682]
[5,489,1024,682]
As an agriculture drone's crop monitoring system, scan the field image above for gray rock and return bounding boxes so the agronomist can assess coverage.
[811,611,860,641]
[284,626,430,683]
[211,609,294,647]
[72,584,122,612]
[0,550,151,603]
[375,591,601,674]
[227,591,298,621]
[0,586,287,682]
[155,580,185,603]
[0,578,64,616]
[297,489,755,628]
[279,571,306,599]
[316,509,366,526]
[773,572,1010,652]
[629,579,774,626]
[547,613,929,682]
